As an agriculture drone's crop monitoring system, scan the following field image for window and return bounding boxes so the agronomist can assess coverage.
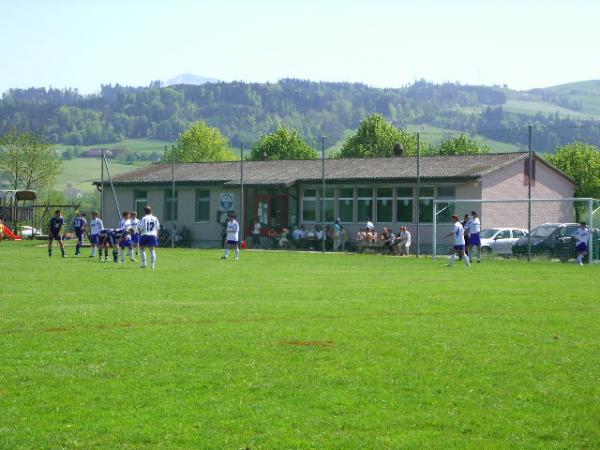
[376,188,393,222]
[513,229,526,238]
[302,189,317,222]
[418,187,434,223]
[357,188,373,223]
[164,189,178,221]
[436,186,456,223]
[134,190,147,218]
[396,187,413,223]
[195,189,210,222]
[497,229,511,239]
[323,188,335,223]
[338,188,354,223]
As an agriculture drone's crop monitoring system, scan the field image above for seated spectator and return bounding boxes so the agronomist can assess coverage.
[268,227,281,249]
[279,227,290,249]
[356,228,367,252]
[379,227,396,254]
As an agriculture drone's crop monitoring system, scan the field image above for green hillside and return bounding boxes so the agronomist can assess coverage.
[55,158,152,194]
[527,80,600,116]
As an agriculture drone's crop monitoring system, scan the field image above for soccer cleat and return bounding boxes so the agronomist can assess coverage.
[235,257,239,260]
[140,264,146,269]
[220,256,227,259]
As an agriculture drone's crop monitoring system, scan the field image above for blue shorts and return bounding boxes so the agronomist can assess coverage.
[90,234,102,245]
[131,233,140,244]
[75,229,85,242]
[576,242,588,253]
[226,240,239,246]
[469,233,481,246]
[454,245,465,252]
[119,240,132,249]
[140,235,159,247]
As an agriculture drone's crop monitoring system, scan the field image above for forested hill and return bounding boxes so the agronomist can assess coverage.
[1,78,600,152]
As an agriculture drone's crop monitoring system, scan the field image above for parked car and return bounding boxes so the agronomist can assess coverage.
[18,225,40,237]
[479,228,528,255]
[512,223,581,261]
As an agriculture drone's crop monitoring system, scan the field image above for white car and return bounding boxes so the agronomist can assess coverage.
[479,228,528,255]
[18,226,40,237]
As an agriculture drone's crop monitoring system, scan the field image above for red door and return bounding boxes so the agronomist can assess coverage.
[255,195,289,233]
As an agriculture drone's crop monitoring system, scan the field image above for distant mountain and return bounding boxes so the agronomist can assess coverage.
[164,73,220,86]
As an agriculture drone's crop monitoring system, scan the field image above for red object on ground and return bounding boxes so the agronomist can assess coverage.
[241,240,247,249]
[3,228,22,240]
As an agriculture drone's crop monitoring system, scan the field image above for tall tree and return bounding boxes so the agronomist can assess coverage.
[0,129,62,190]
[546,142,600,198]
[247,128,318,161]
[338,114,419,158]
[430,134,489,156]
[164,121,235,162]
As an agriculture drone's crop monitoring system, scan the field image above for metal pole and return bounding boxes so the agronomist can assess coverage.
[171,144,175,249]
[432,201,437,261]
[527,125,532,262]
[588,198,593,265]
[416,132,420,258]
[103,152,122,220]
[240,141,244,244]
[321,136,326,254]
[100,149,104,220]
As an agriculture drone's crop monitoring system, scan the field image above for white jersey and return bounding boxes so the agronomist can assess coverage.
[130,218,140,233]
[119,218,132,239]
[468,217,481,234]
[574,228,590,246]
[399,231,411,246]
[226,220,239,241]
[140,214,160,237]
[90,218,104,235]
[453,222,466,246]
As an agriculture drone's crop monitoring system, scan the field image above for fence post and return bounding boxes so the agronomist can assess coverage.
[432,200,437,261]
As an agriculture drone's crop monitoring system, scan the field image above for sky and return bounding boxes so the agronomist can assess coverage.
[1,0,599,94]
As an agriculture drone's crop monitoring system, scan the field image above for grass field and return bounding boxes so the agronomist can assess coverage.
[55,158,152,193]
[1,242,600,449]
[55,138,171,156]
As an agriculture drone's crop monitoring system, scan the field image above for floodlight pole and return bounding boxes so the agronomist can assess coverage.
[527,125,532,262]
[100,149,105,220]
[432,201,437,260]
[240,141,244,244]
[321,136,326,254]
[416,132,420,258]
[171,144,175,249]
[589,198,593,265]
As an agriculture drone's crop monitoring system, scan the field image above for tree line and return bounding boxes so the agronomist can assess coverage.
[3,79,599,152]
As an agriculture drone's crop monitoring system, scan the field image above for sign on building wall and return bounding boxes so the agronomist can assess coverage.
[219,192,235,211]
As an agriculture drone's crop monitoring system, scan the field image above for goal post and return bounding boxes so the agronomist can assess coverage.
[432,198,598,264]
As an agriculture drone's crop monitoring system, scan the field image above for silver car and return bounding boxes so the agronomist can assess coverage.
[479,228,529,255]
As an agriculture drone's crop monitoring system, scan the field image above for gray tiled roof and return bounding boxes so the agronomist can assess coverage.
[103,153,550,186]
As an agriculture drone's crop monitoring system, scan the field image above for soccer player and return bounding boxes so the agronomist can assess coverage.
[444,214,470,267]
[574,221,590,266]
[467,210,482,263]
[89,211,104,258]
[221,214,240,260]
[98,228,112,261]
[48,209,66,257]
[118,211,135,262]
[139,206,160,269]
[73,212,88,256]
[129,211,141,256]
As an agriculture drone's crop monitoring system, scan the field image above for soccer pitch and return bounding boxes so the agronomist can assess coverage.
[1,243,599,449]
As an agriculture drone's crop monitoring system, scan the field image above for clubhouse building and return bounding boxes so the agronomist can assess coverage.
[97,153,575,249]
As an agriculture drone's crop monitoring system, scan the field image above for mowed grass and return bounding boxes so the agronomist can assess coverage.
[1,242,600,449]
[55,158,152,193]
